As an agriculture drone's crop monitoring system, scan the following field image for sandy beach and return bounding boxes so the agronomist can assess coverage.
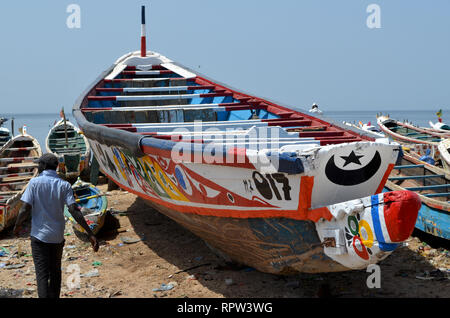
[0,183,449,298]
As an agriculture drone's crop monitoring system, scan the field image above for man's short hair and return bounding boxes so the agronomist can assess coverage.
[35,153,59,171]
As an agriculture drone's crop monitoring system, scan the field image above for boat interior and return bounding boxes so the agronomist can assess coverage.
[383,120,442,143]
[389,157,450,202]
[48,122,88,175]
[0,136,40,205]
[80,64,375,151]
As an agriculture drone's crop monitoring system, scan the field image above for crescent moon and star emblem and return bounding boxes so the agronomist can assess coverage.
[325,150,382,186]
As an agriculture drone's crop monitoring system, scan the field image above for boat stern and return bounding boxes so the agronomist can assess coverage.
[315,190,420,269]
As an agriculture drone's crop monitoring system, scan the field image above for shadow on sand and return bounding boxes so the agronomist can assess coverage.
[123,197,449,298]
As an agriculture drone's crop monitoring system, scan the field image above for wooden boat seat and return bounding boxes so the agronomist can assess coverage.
[423,192,450,198]
[7,163,38,169]
[389,174,445,181]
[1,175,33,183]
[0,156,39,162]
[394,164,425,169]
[0,172,34,179]
[96,85,215,93]
[0,181,28,187]
[88,92,233,102]
[3,147,38,151]
[405,184,450,191]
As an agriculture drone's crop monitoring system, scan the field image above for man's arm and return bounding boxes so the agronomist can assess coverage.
[67,204,99,252]
[13,202,32,236]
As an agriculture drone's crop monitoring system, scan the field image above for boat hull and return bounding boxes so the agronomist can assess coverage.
[87,137,418,273]
[64,179,107,235]
[73,51,421,273]
[0,134,41,231]
[109,171,419,274]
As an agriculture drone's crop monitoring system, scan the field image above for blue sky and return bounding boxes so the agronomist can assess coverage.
[0,0,448,114]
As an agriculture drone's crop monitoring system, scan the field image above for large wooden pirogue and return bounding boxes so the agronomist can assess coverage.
[71,7,421,274]
[0,129,41,231]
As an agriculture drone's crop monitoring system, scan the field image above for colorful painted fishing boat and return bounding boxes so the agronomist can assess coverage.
[377,115,445,159]
[0,128,41,231]
[71,7,422,274]
[64,178,108,236]
[384,154,450,240]
[45,118,90,180]
[0,117,12,150]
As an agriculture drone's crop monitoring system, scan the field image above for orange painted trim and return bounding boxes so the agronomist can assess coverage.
[103,171,329,221]
[375,163,395,194]
[297,176,333,222]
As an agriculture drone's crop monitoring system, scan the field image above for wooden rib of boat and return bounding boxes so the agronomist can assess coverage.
[0,130,41,231]
[71,7,421,274]
[64,178,107,236]
[384,154,450,240]
[45,118,90,180]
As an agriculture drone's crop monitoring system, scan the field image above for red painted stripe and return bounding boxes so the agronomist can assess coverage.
[122,70,173,75]
[103,78,194,83]
[96,88,124,92]
[375,163,395,194]
[266,120,313,127]
[298,131,344,138]
[88,96,117,101]
[320,138,362,145]
[141,36,146,57]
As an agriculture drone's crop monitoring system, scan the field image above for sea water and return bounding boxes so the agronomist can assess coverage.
[0,110,448,153]
[0,113,75,152]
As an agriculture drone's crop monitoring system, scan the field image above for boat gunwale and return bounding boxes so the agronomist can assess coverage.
[73,51,380,166]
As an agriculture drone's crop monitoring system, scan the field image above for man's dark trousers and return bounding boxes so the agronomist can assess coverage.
[30,236,65,298]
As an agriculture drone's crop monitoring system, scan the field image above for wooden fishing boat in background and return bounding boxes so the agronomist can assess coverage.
[438,138,450,172]
[429,120,450,133]
[64,178,107,236]
[377,115,445,159]
[46,118,90,180]
[0,128,41,231]
[0,117,12,149]
[384,154,450,240]
[71,6,421,274]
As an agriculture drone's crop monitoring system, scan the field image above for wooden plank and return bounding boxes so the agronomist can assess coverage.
[7,163,38,169]
[388,174,445,181]
[1,175,33,182]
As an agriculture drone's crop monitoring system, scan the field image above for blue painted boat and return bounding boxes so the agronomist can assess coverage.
[64,178,108,236]
[384,153,450,240]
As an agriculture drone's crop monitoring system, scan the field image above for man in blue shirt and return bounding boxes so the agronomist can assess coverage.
[13,153,99,298]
